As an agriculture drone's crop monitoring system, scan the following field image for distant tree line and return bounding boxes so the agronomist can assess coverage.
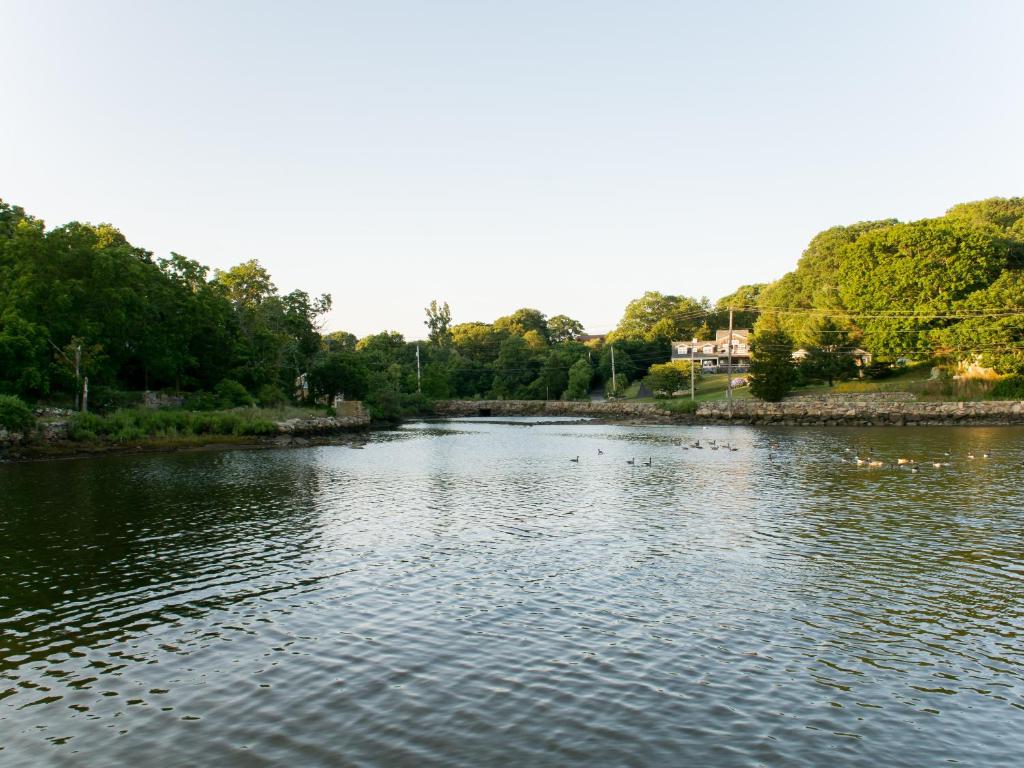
[0,200,329,409]
[3,196,1023,411]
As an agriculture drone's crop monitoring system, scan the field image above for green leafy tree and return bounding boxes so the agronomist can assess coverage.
[214,260,276,307]
[451,322,504,364]
[547,314,584,344]
[364,363,404,420]
[749,330,796,401]
[538,349,570,399]
[420,360,452,399]
[492,335,536,398]
[643,361,693,397]
[308,350,369,402]
[322,330,358,352]
[937,271,1024,374]
[215,379,253,408]
[708,284,766,334]
[798,317,857,386]
[838,218,1010,358]
[611,291,708,344]
[605,373,630,399]
[424,300,453,346]
[0,394,34,432]
[494,308,548,339]
[565,357,593,400]
[0,311,49,396]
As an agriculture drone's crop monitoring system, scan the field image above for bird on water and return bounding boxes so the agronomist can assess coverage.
[643,458,652,466]
[627,457,635,465]
[570,456,579,463]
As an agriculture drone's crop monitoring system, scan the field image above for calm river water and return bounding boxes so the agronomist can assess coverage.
[2,419,1023,767]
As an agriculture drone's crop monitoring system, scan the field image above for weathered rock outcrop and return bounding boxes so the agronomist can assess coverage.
[276,402,370,434]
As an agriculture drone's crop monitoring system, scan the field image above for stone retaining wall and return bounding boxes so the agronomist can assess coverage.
[698,399,1024,425]
[429,399,677,422]
[429,398,1024,426]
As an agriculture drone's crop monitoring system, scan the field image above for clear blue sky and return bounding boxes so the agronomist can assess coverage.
[3,1,1022,338]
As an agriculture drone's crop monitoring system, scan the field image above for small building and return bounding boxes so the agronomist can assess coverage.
[671,329,751,373]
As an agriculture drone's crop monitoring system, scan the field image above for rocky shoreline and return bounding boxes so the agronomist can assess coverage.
[9,395,1024,463]
[429,395,1024,426]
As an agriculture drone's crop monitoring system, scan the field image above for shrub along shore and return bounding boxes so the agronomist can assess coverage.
[0,401,371,462]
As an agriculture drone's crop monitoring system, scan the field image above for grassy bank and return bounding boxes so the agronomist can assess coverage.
[792,365,1007,401]
[66,408,286,442]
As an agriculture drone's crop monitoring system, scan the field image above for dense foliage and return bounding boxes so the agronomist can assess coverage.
[755,197,1024,374]
[5,194,1024,415]
[0,394,33,432]
[67,408,279,442]
[0,200,330,399]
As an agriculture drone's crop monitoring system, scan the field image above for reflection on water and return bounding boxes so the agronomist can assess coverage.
[1,421,1023,766]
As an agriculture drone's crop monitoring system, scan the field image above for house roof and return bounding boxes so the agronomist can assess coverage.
[672,330,751,349]
[714,329,750,342]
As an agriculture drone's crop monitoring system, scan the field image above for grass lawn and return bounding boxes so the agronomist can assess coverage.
[789,362,1011,401]
[627,373,754,404]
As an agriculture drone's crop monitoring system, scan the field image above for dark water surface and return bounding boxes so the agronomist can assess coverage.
[2,420,1023,767]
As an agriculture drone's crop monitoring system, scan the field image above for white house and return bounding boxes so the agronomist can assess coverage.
[671,330,752,373]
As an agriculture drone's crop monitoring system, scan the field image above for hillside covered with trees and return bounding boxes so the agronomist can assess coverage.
[756,197,1024,374]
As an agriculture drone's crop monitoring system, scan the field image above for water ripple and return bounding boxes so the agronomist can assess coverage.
[1,422,1023,766]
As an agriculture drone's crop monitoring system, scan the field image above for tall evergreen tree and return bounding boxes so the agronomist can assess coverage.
[749,330,796,402]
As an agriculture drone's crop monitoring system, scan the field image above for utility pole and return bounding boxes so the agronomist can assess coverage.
[726,307,734,405]
[415,344,422,394]
[611,345,617,395]
[690,338,696,401]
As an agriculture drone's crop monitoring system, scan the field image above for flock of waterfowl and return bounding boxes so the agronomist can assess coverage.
[840,447,996,472]
[569,436,1010,471]
[570,436,738,466]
